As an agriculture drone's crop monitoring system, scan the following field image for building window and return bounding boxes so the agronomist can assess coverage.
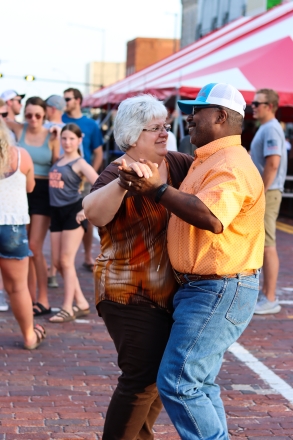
[211,16,217,30]
[222,11,229,25]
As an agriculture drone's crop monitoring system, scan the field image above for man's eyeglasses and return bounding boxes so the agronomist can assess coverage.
[251,101,269,108]
[25,113,42,120]
[192,105,222,115]
[142,124,171,133]
[64,97,74,102]
[0,111,8,118]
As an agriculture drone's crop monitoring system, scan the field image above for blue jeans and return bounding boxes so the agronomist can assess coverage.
[157,272,259,440]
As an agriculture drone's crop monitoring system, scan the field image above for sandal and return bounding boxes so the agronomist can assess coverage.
[82,262,94,272]
[49,308,76,323]
[24,324,46,350]
[33,302,52,316]
[73,305,90,318]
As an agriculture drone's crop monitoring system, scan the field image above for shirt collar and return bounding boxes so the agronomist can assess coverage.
[195,135,242,162]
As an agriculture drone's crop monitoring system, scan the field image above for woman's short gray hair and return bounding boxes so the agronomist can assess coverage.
[114,94,168,152]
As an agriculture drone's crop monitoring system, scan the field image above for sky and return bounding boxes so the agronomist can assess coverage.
[0,0,182,100]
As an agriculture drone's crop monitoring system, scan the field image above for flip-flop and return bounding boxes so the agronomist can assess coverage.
[73,305,90,318]
[82,262,94,272]
[24,324,46,350]
[49,308,76,323]
[33,302,52,316]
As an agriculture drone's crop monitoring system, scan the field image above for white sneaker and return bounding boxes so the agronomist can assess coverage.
[0,290,9,312]
[254,296,281,315]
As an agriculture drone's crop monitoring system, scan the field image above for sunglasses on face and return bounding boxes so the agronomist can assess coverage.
[0,111,8,118]
[192,105,223,115]
[11,98,22,103]
[25,113,42,120]
[251,101,269,108]
[64,97,74,102]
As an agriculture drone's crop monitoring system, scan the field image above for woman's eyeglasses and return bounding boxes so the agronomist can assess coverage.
[142,124,171,133]
[25,113,42,120]
[0,111,8,118]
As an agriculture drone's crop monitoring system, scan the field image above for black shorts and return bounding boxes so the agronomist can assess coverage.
[27,178,50,217]
[50,199,87,232]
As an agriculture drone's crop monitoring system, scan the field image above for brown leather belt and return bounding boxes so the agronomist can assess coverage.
[173,269,258,285]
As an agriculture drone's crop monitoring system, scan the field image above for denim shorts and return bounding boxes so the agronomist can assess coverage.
[0,225,33,260]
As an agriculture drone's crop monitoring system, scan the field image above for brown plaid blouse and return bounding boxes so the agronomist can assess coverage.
[91,152,194,312]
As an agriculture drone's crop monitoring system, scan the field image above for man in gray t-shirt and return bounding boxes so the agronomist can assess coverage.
[250,89,287,315]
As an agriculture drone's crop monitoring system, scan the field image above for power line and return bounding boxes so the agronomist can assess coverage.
[0,73,102,88]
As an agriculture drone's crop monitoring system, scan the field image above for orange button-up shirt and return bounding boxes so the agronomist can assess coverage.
[167,135,265,275]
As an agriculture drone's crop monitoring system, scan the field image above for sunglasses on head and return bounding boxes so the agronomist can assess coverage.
[64,97,74,102]
[25,113,42,120]
[251,101,269,108]
[0,111,8,118]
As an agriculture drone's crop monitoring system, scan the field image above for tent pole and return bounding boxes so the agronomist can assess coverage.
[178,107,184,141]
[173,89,185,142]
[172,89,179,142]
[104,106,113,166]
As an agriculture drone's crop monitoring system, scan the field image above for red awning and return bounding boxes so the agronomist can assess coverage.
[83,3,293,108]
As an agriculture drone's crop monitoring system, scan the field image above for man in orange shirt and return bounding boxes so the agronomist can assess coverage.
[118,83,265,440]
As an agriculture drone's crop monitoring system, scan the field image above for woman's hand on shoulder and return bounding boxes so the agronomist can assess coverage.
[49,125,61,140]
[49,128,61,163]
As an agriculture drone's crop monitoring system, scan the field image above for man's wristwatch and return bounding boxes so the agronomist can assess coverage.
[154,184,169,203]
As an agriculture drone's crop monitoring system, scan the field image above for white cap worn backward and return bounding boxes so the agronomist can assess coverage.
[0,89,25,102]
[178,83,246,117]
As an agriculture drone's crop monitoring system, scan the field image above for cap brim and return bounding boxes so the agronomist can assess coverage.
[178,99,214,114]
[177,100,196,115]
[18,94,25,100]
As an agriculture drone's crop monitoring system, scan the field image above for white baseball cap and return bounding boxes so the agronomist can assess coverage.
[178,83,246,117]
[0,90,25,102]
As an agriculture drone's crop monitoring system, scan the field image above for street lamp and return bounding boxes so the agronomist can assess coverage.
[24,74,35,82]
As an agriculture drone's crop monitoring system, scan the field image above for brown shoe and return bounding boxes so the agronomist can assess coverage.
[73,305,90,318]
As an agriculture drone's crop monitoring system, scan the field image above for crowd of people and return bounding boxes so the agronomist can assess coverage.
[0,87,103,338]
[0,82,288,439]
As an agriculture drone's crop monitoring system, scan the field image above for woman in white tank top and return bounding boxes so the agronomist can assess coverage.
[0,120,46,349]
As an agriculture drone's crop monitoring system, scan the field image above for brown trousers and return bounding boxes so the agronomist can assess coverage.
[98,301,173,440]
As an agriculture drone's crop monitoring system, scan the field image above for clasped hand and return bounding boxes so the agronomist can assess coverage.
[118,159,163,195]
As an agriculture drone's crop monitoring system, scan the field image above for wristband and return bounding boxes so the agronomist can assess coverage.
[154,184,169,203]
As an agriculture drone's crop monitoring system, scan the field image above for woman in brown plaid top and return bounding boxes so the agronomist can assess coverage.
[83,95,193,440]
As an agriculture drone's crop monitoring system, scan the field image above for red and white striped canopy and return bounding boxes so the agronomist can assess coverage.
[83,2,293,108]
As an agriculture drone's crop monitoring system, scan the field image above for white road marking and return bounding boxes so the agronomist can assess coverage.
[228,342,293,404]
[75,319,90,323]
[279,300,293,304]
[93,227,100,242]
[51,307,60,312]
[231,384,278,394]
